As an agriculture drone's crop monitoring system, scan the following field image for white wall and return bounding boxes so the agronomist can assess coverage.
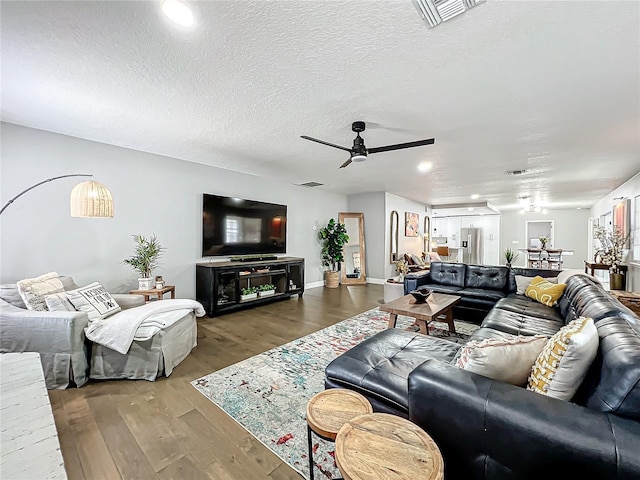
[500,209,591,270]
[591,171,640,290]
[0,123,348,296]
[347,192,385,281]
[384,193,427,279]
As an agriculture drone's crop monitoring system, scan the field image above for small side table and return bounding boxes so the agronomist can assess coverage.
[129,285,176,302]
[335,412,444,480]
[306,389,373,480]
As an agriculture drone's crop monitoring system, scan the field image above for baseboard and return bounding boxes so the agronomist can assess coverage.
[366,278,386,285]
[305,281,324,289]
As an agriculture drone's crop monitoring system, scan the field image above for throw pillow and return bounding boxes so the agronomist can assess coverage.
[44,292,76,312]
[556,269,602,285]
[527,317,598,400]
[427,252,442,262]
[411,254,426,266]
[16,272,65,311]
[525,276,567,307]
[455,335,548,386]
[66,282,121,322]
[515,275,533,295]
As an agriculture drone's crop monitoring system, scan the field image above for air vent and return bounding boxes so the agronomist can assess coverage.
[412,0,485,28]
[507,169,528,176]
[299,181,323,187]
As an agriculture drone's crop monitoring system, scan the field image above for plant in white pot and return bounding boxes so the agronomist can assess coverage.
[258,283,276,297]
[122,234,164,290]
[319,218,349,288]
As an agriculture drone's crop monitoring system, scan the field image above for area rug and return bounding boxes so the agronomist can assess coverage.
[191,307,478,479]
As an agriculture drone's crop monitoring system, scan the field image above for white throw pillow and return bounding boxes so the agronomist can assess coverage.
[16,272,64,311]
[44,292,76,312]
[456,335,548,386]
[514,275,533,295]
[556,269,601,285]
[66,282,121,322]
[527,317,599,400]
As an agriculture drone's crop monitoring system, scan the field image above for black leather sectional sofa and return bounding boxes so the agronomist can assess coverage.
[325,266,640,479]
[403,262,560,323]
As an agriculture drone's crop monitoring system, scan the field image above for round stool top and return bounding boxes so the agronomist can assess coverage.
[306,389,373,440]
[335,412,444,480]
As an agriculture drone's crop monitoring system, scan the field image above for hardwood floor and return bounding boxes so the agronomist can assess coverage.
[49,284,384,480]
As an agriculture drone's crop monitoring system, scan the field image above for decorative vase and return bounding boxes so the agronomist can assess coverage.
[610,273,624,291]
[325,271,339,288]
[138,277,155,290]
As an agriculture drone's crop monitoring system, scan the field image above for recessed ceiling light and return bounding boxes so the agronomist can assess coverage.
[470,194,480,200]
[519,209,526,215]
[417,161,433,173]
[542,209,548,214]
[576,207,581,210]
[162,0,194,27]
[468,207,474,211]
[534,206,541,213]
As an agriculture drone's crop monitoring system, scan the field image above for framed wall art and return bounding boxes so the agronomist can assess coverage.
[612,198,630,248]
[405,212,419,237]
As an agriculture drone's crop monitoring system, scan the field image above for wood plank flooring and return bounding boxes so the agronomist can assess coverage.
[49,284,384,480]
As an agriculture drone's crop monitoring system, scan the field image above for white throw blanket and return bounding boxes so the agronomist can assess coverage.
[85,299,205,354]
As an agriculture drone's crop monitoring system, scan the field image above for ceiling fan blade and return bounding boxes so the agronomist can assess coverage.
[367,138,435,154]
[300,136,352,152]
[339,158,353,169]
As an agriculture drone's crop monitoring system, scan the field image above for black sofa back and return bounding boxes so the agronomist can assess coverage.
[428,262,466,287]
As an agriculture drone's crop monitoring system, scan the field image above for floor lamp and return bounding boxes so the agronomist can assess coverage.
[0,174,114,217]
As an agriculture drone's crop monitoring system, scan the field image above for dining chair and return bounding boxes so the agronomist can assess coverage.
[527,249,543,268]
[545,249,563,270]
[436,245,450,261]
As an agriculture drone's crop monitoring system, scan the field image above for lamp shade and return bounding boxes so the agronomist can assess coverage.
[70,180,114,217]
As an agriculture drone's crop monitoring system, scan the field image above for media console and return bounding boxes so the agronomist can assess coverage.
[196,256,304,316]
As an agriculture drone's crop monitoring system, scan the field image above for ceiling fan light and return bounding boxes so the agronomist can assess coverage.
[351,154,367,162]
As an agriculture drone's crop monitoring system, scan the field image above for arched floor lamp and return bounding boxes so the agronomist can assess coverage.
[0,174,114,217]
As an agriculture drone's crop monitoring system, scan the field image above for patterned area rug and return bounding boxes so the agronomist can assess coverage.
[191,307,478,479]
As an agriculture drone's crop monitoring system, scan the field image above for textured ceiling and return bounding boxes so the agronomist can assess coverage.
[2,1,639,211]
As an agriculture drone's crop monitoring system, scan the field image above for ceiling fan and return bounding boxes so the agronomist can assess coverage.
[300,121,435,169]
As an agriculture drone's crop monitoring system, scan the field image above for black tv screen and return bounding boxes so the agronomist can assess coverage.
[202,194,287,256]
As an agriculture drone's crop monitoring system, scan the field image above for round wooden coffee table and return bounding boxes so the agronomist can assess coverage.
[306,389,373,480]
[335,412,444,480]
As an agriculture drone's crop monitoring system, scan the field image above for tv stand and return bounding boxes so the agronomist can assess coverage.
[196,256,304,316]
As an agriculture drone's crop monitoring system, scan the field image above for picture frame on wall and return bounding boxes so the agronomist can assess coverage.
[612,198,630,248]
[405,212,419,237]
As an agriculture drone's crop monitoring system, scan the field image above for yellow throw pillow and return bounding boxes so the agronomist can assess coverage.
[527,317,598,400]
[525,275,566,307]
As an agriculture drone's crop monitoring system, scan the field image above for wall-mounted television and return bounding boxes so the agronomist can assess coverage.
[202,193,287,256]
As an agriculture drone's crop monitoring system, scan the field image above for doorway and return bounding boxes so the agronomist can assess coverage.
[525,220,554,248]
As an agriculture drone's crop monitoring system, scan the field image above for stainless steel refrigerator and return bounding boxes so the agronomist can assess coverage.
[460,228,483,264]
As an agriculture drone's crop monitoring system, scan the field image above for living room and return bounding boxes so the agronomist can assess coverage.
[1,1,640,479]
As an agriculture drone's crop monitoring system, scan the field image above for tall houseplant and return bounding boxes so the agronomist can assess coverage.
[319,218,349,288]
[122,234,164,290]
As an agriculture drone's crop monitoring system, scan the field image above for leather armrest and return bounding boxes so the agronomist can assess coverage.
[408,360,640,478]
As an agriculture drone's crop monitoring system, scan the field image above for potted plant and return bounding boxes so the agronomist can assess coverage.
[594,225,629,290]
[539,235,549,250]
[240,286,258,301]
[122,234,164,290]
[504,247,519,268]
[319,218,349,288]
[258,283,276,297]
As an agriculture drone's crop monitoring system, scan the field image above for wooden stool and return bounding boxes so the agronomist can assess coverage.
[306,389,373,480]
[335,412,444,480]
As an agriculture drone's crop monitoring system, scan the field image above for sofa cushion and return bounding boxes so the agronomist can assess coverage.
[44,292,76,312]
[464,265,509,292]
[494,295,565,322]
[324,329,460,413]
[0,284,26,309]
[527,317,598,400]
[507,267,560,294]
[482,308,563,337]
[457,288,507,302]
[425,285,464,295]
[16,272,65,311]
[456,335,548,386]
[428,262,466,288]
[66,282,121,322]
